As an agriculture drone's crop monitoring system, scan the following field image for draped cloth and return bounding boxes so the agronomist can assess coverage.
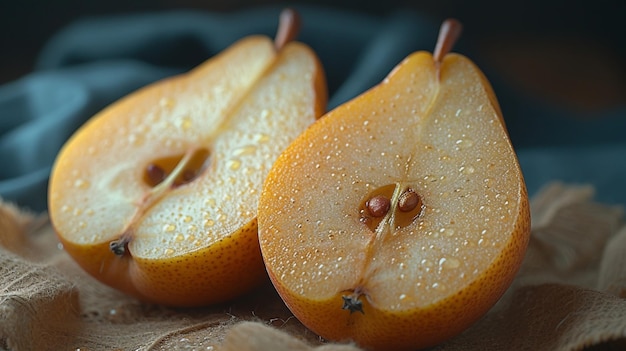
[1,182,625,350]
[1,5,625,212]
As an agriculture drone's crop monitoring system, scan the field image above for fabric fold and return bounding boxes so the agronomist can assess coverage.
[1,183,625,350]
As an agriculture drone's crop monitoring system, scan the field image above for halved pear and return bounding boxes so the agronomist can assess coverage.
[258,19,530,350]
[48,9,327,307]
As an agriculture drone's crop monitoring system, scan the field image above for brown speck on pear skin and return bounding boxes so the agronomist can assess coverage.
[366,195,391,217]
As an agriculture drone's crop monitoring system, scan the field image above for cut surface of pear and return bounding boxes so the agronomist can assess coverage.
[48,34,327,306]
[258,51,530,350]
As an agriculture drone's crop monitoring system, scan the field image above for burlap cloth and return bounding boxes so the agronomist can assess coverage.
[1,181,625,351]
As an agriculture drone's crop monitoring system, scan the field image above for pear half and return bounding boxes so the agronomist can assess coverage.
[258,23,530,351]
[49,11,327,307]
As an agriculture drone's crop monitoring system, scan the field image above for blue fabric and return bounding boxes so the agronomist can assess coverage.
[1,5,625,212]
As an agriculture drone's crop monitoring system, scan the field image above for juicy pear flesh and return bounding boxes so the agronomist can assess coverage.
[48,36,326,306]
[258,52,530,349]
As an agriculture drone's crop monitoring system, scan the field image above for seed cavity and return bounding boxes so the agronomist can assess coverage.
[143,147,210,187]
[359,184,424,232]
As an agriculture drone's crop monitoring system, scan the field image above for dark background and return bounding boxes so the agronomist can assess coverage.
[1,0,625,113]
[0,0,625,211]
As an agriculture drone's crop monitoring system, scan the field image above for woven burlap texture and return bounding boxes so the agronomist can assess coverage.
[1,182,625,351]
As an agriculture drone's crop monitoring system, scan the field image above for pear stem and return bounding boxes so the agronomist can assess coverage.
[433,18,463,64]
[274,8,301,51]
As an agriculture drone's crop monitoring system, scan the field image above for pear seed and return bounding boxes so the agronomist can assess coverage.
[398,188,420,212]
[146,164,166,185]
[366,195,390,217]
[181,169,197,182]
